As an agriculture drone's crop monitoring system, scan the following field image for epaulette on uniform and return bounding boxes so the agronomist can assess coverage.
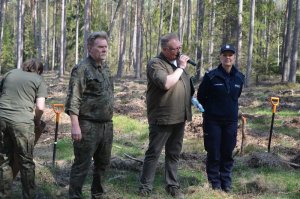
[206,67,218,80]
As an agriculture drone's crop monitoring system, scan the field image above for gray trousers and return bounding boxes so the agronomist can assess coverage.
[139,122,185,191]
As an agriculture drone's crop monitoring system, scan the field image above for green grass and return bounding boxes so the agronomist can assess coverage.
[56,137,74,160]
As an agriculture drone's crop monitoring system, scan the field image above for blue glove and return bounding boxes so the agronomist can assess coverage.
[191,97,205,112]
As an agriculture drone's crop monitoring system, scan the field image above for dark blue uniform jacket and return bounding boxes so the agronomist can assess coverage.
[197,64,244,122]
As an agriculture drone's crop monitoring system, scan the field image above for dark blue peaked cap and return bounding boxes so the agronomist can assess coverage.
[220,44,236,54]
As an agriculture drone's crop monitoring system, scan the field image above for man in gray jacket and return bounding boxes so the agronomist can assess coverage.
[139,33,193,199]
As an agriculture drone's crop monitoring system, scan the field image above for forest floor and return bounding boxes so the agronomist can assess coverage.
[10,71,300,199]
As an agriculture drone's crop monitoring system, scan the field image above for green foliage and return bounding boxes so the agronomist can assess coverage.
[1,23,15,73]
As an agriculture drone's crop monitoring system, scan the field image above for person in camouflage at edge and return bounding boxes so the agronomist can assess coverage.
[0,59,47,199]
[65,31,114,199]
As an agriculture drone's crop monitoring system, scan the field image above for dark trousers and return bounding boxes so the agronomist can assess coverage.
[139,122,185,191]
[69,120,113,199]
[203,120,237,189]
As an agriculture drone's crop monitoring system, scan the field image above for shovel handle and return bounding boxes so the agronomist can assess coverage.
[52,104,64,122]
[270,97,279,113]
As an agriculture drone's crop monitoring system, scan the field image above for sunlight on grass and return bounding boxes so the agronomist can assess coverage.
[56,137,74,161]
[113,115,148,135]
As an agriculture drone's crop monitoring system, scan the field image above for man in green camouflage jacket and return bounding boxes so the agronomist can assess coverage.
[65,31,114,199]
[0,59,47,199]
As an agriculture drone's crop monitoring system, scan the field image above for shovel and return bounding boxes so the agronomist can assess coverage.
[52,104,64,166]
[267,97,279,153]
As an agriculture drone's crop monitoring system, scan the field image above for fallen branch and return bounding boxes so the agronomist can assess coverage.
[124,153,144,163]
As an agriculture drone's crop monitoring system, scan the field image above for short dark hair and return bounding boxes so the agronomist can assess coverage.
[87,31,109,47]
[22,59,44,75]
[160,33,179,48]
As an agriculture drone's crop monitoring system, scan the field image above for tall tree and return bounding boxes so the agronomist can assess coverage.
[289,0,300,82]
[186,0,192,47]
[117,0,128,78]
[37,0,42,61]
[17,0,25,69]
[157,0,163,54]
[60,0,66,76]
[178,0,183,41]
[168,0,175,33]
[236,0,243,69]
[128,0,136,71]
[108,0,124,37]
[195,0,204,80]
[281,0,293,82]
[245,0,255,87]
[44,0,49,70]
[75,0,80,64]
[51,0,57,70]
[135,0,143,78]
[0,0,6,74]
[208,0,216,70]
[83,0,91,57]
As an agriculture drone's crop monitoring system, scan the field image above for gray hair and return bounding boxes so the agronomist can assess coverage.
[160,33,179,48]
[87,31,109,47]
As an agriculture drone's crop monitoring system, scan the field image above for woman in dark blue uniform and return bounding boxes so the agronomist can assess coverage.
[197,44,244,192]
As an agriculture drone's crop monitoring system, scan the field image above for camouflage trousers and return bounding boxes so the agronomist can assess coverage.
[0,117,35,199]
[69,120,113,199]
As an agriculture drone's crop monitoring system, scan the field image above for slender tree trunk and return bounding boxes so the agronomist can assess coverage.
[208,0,215,69]
[108,0,124,37]
[0,0,6,74]
[44,0,49,70]
[83,0,91,57]
[245,0,255,87]
[51,0,57,70]
[157,0,163,54]
[281,0,293,82]
[178,0,183,41]
[289,0,300,82]
[195,0,204,80]
[117,0,128,78]
[60,0,66,77]
[236,0,243,69]
[75,0,80,64]
[37,0,42,61]
[17,0,25,69]
[135,0,143,78]
[168,0,174,33]
[265,16,270,73]
[129,0,137,71]
[187,0,192,47]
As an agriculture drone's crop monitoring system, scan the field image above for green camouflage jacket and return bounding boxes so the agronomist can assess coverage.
[65,56,114,122]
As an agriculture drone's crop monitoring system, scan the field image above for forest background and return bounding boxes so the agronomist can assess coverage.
[0,0,299,85]
[0,0,300,198]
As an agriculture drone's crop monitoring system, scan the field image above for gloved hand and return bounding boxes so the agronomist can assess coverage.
[191,97,205,112]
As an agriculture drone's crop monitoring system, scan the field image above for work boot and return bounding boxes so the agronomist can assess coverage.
[166,186,185,199]
[139,188,151,197]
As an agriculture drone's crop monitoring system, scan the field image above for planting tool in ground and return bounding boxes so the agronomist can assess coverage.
[52,104,64,166]
[240,116,247,155]
[267,97,279,153]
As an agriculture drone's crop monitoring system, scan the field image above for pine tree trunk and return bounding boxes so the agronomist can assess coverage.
[157,0,163,54]
[246,0,255,87]
[288,0,300,83]
[83,0,91,57]
[17,0,25,69]
[60,0,66,77]
[51,0,57,70]
[236,0,243,69]
[281,0,293,82]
